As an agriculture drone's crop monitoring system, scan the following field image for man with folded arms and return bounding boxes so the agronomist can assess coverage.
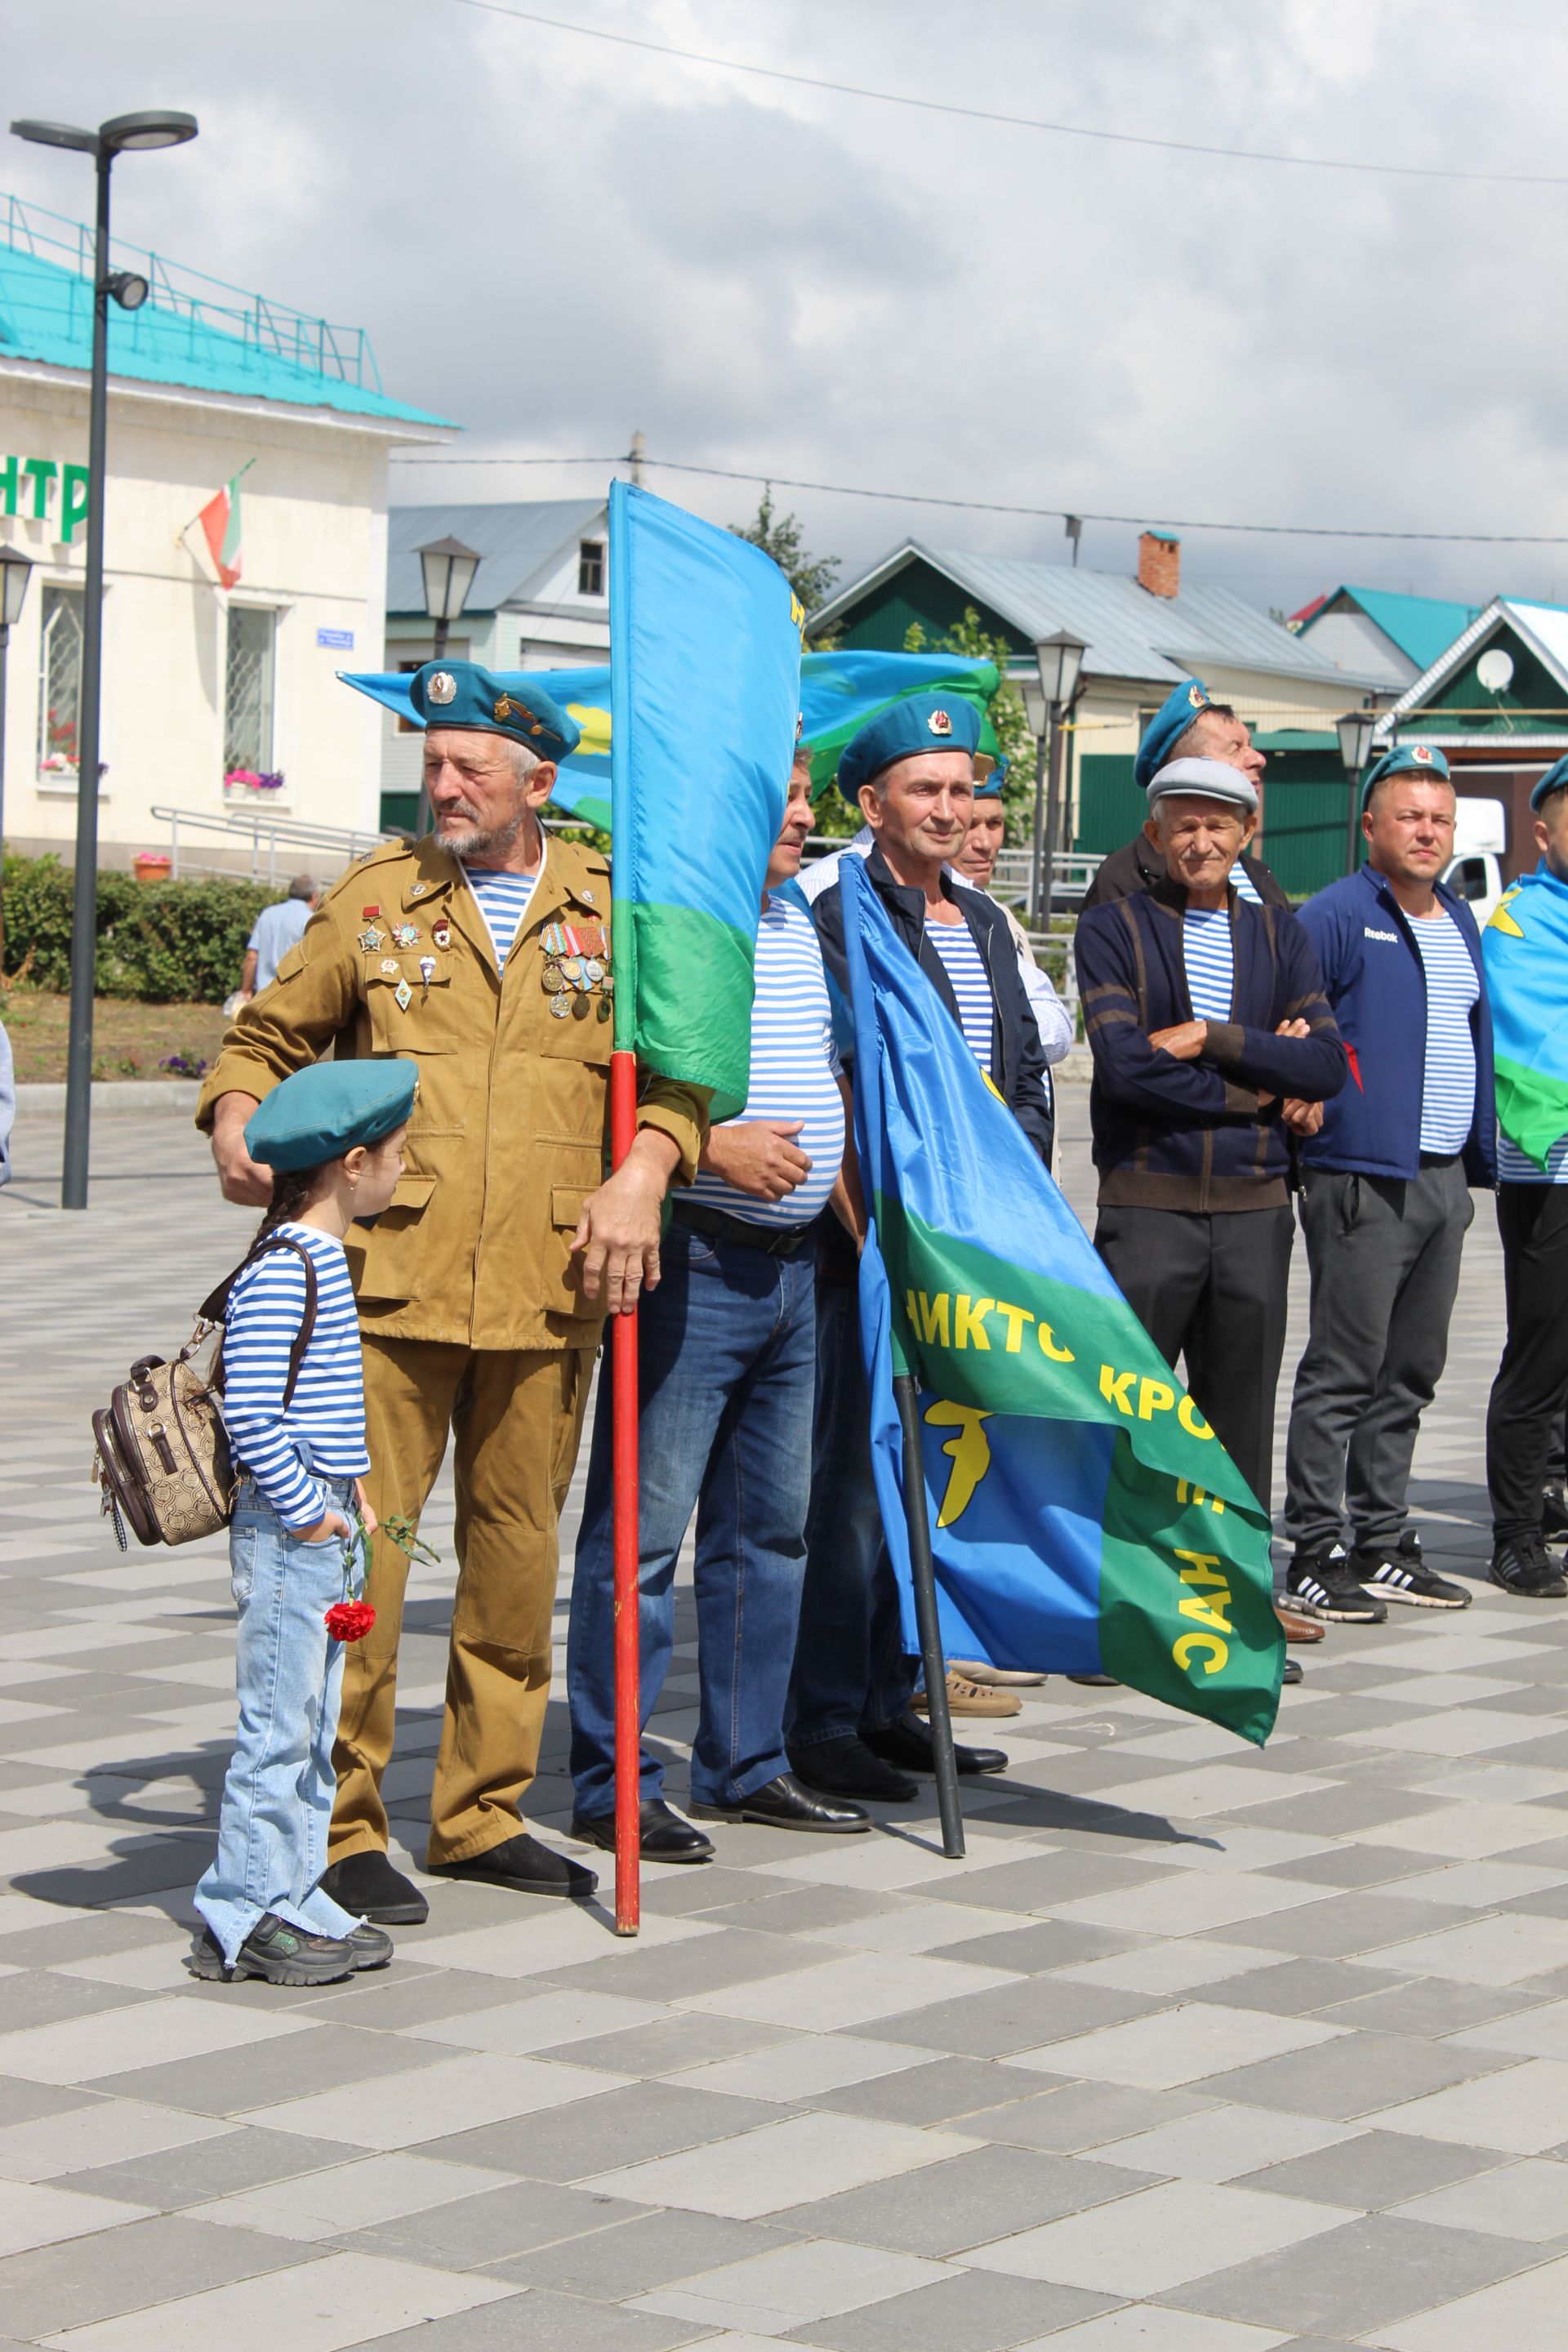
[1076,757,1347,1680]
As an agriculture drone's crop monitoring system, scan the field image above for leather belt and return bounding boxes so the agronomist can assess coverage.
[670,1200,815,1259]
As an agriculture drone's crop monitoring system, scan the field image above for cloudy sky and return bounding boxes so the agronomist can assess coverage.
[8,0,1568,616]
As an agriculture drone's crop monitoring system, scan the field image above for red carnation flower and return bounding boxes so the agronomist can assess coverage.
[324,1600,376,1643]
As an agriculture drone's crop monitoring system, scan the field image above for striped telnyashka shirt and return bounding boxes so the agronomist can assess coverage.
[687,891,845,1232]
[1182,906,1235,1022]
[1409,909,1479,1156]
[926,918,995,1076]
[1229,861,1263,906]
[222,1223,370,1529]
[461,858,541,971]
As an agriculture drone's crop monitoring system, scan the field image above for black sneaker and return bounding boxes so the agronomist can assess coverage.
[1490,1535,1568,1600]
[1543,1481,1568,1540]
[348,1922,394,1971]
[185,1913,356,1987]
[1352,1532,1471,1611]
[1286,1542,1386,1624]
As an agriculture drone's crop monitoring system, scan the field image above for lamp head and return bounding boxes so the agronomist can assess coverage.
[106,270,149,310]
[0,541,35,630]
[11,118,99,154]
[1035,629,1087,712]
[417,536,481,626]
[98,110,198,154]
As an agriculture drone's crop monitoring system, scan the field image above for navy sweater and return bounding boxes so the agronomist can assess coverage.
[1076,881,1348,1212]
[1294,864,1495,1187]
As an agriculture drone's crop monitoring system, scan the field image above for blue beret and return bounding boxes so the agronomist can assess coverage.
[1360,742,1450,810]
[973,753,1008,800]
[408,660,581,762]
[245,1059,418,1174]
[1530,755,1568,811]
[1134,678,1214,792]
[838,694,982,808]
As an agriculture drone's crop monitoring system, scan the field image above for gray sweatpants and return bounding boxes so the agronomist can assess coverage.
[1283,1157,1473,1554]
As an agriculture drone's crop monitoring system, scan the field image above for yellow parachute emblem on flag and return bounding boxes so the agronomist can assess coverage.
[1487,886,1526,938]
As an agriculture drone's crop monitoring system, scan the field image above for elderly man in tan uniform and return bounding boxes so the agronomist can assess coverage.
[198,661,706,1924]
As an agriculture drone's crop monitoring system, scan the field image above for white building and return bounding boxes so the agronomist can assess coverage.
[378,501,610,825]
[0,193,451,869]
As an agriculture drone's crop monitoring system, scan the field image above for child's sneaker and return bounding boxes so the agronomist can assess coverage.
[348,1922,394,1971]
[185,1913,357,1986]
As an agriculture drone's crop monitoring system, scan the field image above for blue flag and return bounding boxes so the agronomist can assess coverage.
[838,857,1283,1745]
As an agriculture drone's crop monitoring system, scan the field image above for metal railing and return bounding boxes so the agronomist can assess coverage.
[149,804,392,885]
[1,189,384,391]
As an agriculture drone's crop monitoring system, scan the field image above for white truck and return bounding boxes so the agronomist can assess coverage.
[1441,799,1508,926]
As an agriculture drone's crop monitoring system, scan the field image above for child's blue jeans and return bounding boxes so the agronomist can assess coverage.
[194,1467,365,1964]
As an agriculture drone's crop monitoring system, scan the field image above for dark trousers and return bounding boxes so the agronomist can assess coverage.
[1487,1185,1568,1544]
[786,1271,916,1753]
[1095,1204,1295,1515]
[1284,1158,1473,1554]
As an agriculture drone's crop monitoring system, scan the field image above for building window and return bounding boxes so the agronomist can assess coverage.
[37,585,84,773]
[577,540,604,597]
[225,605,276,773]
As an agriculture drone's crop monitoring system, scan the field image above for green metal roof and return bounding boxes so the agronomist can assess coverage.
[0,190,452,430]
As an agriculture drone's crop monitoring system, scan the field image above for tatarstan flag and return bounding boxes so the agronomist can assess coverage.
[608,480,801,1120]
[1484,864,1568,1170]
[194,465,250,588]
[838,853,1284,1747]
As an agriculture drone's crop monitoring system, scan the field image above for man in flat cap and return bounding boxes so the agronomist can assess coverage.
[198,661,709,1922]
[788,696,1053,1800]
[1082,677,1289,912]
[1282,746,1492,1624]
[1075,757,1346,1651]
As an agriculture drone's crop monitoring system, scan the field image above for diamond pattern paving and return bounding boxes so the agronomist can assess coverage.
[2,1098,1568,2346]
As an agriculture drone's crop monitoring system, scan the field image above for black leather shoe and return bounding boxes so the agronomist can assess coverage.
[1282,1657,1303,1686]
[865,1709,1008,1777]
[428,1832,598,1900]
[690,1771,871,1833]
[320,1851,429,1927]
[788,1735,920,1804]
[1067,1673,1120,1688]
[569,1800,715,1864]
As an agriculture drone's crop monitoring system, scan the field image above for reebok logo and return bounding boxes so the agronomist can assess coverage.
[1364,926,1400,942]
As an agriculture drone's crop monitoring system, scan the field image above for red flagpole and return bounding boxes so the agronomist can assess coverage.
[609,1049,641,1936]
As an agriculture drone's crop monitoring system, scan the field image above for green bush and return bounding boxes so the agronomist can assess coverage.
[2,853,279,1001]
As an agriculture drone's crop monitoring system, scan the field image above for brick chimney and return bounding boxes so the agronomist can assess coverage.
[1138,530,1181,599]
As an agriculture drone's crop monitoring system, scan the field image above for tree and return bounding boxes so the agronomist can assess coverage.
[729,488,840,620]
[903,607,1037,843]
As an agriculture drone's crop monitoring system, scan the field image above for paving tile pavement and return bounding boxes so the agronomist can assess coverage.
[1,1100,1566,2345]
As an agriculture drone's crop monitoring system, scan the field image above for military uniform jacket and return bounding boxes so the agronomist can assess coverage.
[197,832,707,1352]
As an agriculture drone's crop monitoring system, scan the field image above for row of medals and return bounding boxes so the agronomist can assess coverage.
[542,920,613,1022]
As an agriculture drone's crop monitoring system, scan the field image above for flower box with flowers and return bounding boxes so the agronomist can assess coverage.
[223,768,287,798]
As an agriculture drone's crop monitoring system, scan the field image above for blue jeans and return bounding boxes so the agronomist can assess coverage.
[786,1265,916,1751]
[568,1220,817,1815]
[194,1469,364,1964]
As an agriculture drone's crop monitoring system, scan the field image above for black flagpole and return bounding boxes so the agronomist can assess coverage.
[893,1372,964,1859]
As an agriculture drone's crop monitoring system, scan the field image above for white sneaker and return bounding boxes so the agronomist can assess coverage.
[949,1659,1049,1687]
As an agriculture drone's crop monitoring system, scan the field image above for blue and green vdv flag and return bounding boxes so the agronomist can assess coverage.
[1484,864,1568,1171]
[838,856,1284,1746]
[608,480,801,1120]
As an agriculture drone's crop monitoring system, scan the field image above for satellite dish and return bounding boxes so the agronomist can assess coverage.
[1477,647,1515,693]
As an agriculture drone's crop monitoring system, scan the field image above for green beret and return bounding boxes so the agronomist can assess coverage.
[1135,678,1213,791]
[245,1059,418,1173]
[408,659,581,762]
[838,694,982,807]
[1361,742,1450,810]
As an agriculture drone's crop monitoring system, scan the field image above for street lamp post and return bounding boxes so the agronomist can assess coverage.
[1018,630,1087,929]
[11,109,198,1209]
[0,542,35,978]
[413,536,479,833]
[1337,706,1380,879]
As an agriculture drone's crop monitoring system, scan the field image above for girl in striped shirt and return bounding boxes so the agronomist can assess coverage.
[189,1060,414,1988]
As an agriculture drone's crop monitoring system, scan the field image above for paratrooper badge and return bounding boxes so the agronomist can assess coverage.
[928,708,953,737]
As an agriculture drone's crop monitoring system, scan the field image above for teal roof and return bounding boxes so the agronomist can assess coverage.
[0,192,451,430]
[1336,586,1481,673]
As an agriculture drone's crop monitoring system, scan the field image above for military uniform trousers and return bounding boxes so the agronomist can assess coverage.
[330,1334,595,1869]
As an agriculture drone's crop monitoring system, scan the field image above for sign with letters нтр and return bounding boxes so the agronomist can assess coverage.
[1,456,91,542]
